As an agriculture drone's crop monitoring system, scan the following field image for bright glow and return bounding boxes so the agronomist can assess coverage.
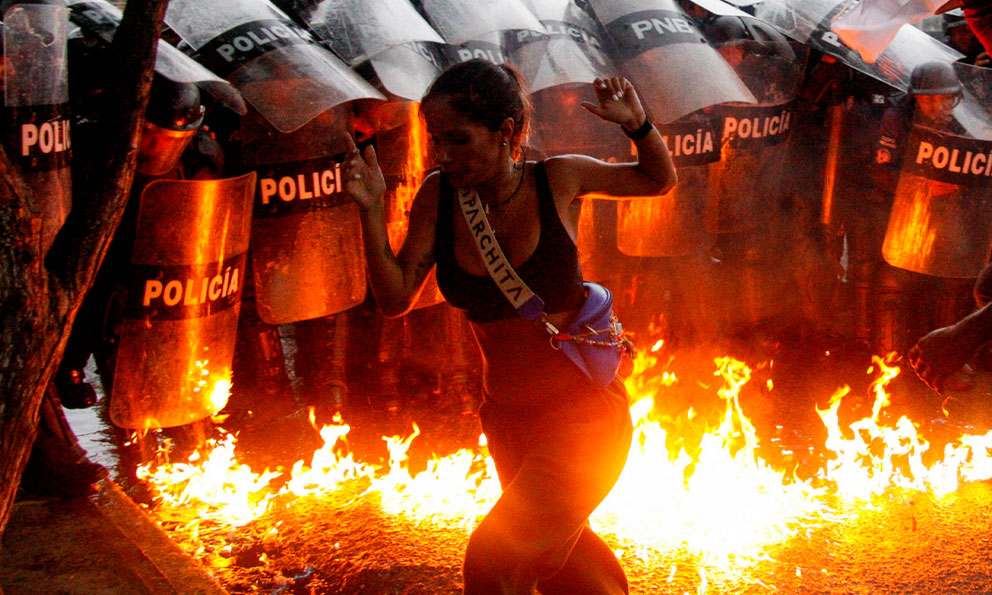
[138,347,992,583]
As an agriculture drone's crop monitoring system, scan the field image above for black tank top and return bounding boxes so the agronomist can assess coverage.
[435,161,586,323]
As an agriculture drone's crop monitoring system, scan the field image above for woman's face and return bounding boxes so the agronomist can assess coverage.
[421,97,504,188]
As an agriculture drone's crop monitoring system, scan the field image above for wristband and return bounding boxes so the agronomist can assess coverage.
[622,117,653,141]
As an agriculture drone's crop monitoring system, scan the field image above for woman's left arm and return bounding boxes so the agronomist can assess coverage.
[548,76,677,200]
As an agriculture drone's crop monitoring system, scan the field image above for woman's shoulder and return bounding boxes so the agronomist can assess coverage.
[540,154,601,195]
[415,169,444,202]
[542,153,600,176]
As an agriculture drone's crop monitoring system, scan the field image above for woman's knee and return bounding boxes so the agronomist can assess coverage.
[463,523,540,594]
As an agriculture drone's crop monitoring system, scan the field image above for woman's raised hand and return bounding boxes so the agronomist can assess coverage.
[581,76,648,131]
[341,133,387,213]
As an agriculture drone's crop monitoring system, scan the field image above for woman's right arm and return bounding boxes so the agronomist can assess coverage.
[342,134,439,318]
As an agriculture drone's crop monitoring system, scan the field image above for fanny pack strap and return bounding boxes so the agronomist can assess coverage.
[456,187,565,334]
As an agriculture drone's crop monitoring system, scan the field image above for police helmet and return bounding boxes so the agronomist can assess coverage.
[943,8,967,31]
[137,74,204,175]
[706,15,787,45]
[705,15,795,60]
[909,60,962,95]
[145,74,204,131]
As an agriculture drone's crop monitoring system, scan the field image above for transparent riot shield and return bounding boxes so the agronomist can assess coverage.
[278,0,444,100]
[374,100,444,309]
[3,2,71,254]
[617,110,721,256]
[711,40,803,247]
[507,0,615,93]
[882,64,992,278]
[433,30,508,67]
[589,0,755,123]
[417,0,545,45]
[365,42,443,100]
[755,0,962,92]
[164,0,383,133]
[529,83,629,159]
[296,0,443,66]
[111,173,255,429]
[67,0,246,115]
[242,106,367,324]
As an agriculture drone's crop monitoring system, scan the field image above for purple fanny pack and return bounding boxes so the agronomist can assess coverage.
[550,282,635,387]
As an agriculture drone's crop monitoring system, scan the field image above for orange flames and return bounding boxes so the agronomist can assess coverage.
[386,105,429,252]
[136,345,992,579]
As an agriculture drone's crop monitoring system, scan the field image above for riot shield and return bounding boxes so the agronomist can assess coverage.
[417,0,544,46]
[711,40,804,245]
[164,0,383,133]
[242,106,367,324]
[295,0,443,66]
[433,30,508,67]
[279,0,444,100]
[365,42,443,100]
[755,0,962,92]
[529,83,628,159]
[617,110,721,256]
[3,2,71,254]
[507,0,614,93]
[67,0,246,115]
[111,173,255,429]
[589,0,755,124]
[882,64,992,278]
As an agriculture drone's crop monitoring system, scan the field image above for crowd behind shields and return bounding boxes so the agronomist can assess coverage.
[19,0,992,592]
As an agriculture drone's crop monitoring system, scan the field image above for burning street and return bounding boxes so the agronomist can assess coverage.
[4,1,992,594]
[126,345,992,594]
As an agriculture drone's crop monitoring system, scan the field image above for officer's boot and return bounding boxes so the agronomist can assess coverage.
[852,257,876,351]
[875,265,907,356]
[375,316,405,412]
[230,322,296,423]
[19,392,108,499]
[294,315,349,413]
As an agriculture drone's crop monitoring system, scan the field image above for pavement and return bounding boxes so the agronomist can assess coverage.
[0,479,227,595]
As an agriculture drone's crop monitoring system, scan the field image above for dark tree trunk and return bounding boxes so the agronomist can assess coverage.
[0,0,170,539]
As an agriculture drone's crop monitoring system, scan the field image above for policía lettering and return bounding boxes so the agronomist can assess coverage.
[908,128,992,187]
[723,109,792,141]
[662,128,715,158]
[915,142,992,177]
[142,264,240,309]
[456,46,503,63]
[259,161,342,205]
[197,19,313,77]
[126,255,246,321]
[452,40,505,64]
[21,119,71,157]
[215,21,310,63]
[515,21,604,50]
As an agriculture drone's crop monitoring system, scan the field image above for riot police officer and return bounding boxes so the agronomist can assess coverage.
[863,61,975,355]
[51,73,211,411]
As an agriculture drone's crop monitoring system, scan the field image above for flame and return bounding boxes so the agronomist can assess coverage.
[137,345,992,584]
[816,353,992,498]
[386,105,429,251]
